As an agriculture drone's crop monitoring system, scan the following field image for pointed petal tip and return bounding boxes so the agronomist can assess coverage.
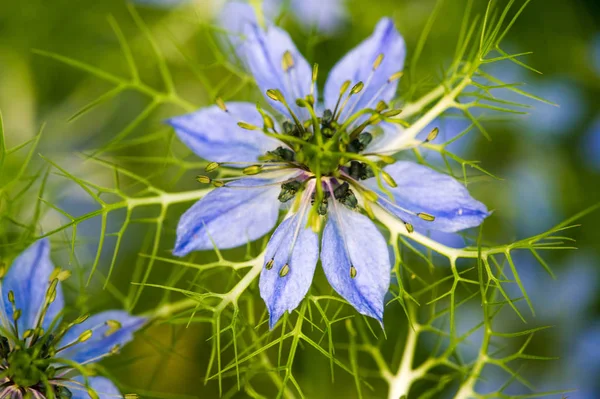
[268,309,284,330]
[172,244,189,258]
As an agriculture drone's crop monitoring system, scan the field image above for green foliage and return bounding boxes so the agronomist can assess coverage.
[0,0,594,398]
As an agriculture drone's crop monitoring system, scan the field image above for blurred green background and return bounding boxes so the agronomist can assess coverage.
[1,0,599,398]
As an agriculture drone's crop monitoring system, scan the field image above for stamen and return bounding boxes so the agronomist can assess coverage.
[104,320,121,337]
[376,101,388,112]
[311,63,319,97]
[266,89,305,135]
[417,212,436,222]
[237,121,260,130]
[381,171,398,188]
[279,264,290,277]
[342,53,384,119]
[332,80,351,119]
[382,109,403,117]
[265,258,274,270]
[404,222,414,233]
[361,71,404,112]
[350,82,364,95]
[350,265,357,279]
[196,175,212,184]
[388,71,404,82]
[215,98,228,112]
[372,53,385,70]
[335,80,364,121]
[242,165,263,175]
[425,127,439,143]
[205,162,220,172]
[282,50,295,72]
[56,329,93,353]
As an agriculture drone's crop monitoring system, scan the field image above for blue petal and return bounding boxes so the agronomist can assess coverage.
[218,2,258,61]
[2,239,64,332]
[324,18,406,116]
[167,102,281,165]
[174,177,290,256]
[71,376,120,399]
[366,161,489,232]
[259,212,319,329]
[241,18,314,119]
[59,310,146,364]
[320,204,391,322]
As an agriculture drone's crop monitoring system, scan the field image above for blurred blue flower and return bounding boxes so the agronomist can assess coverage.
[593,33,600,77]
[504,252,600,398]
[581,116,600,171]
[0,239,146,398]
[483,61,586,139]
[135,0,190,8]
[168,4,489,327]
[138,0,347,34]
[508,157,562,236]
[263,0,347,34]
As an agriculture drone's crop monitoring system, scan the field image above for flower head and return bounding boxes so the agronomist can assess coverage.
[168,4,489,328]
[0,239,146,398]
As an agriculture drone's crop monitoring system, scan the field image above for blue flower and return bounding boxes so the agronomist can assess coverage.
[137,0,347,34]
[168,6,489,328]
[581,116,600,171]
[0,239,146,398]
[263,0,347,34]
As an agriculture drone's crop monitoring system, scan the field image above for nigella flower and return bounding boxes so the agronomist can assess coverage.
[168,4,489,328]
[262,0,347,34]
[0,239,146,398]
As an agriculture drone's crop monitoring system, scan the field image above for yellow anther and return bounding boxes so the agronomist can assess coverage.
[425,127,439,143]
[78,329,93,343]
[212,180,225,188]
[417,212,436,222]
[266,89,285,103]
[381,171,398,188]
[263,114,275,130]
[404,222,414,233]
[215,97,227,112]
[237,121,259,130]
[350,82,364,95]
[388,71,404,82]
[350,265,357,279]
[73,314,90,325]
[279,264,290,277]
[372,53,385,70]
[362,190,379,202]
[105,320,122,337]
[265,258,274,270]
[312,63,319,82]
[205,162,220,172]
[243,165,263,175]
[196,175,212,184]
[378,155,396,164]
[339,80,351,95]
[282,50,295,72]
[376,101,388,112]
[383,109,403,117]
